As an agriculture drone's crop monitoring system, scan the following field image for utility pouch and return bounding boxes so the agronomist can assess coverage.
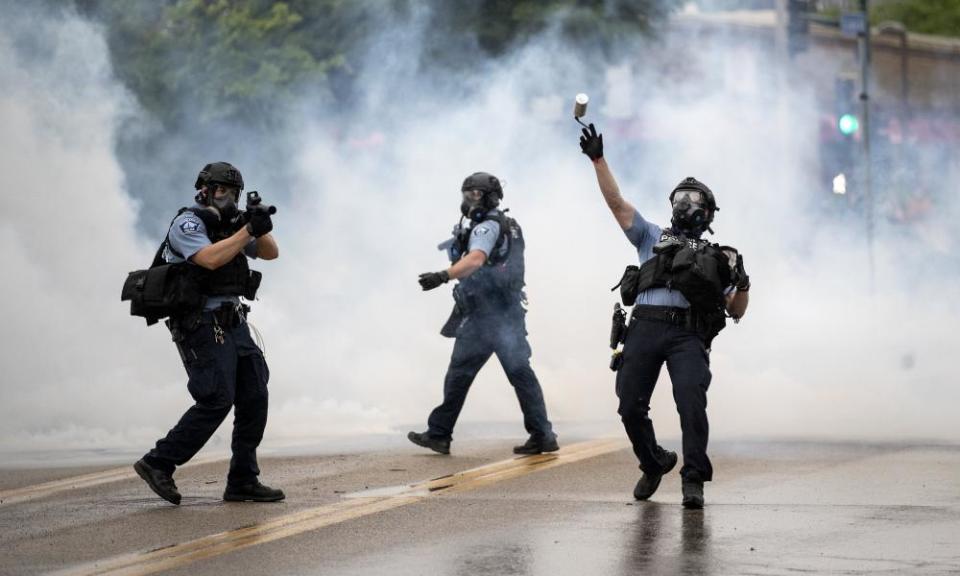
[671,246,697,272]
[612,265,641,306]
[244,270,263,300]
[121,264,203,326]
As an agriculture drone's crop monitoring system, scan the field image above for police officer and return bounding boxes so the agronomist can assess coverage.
[134,162,284,505]
[408,172,558,455]
[579,125,750,508]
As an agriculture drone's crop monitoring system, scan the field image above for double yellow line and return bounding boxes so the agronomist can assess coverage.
[0,457,218,507]
[53,438,626,576]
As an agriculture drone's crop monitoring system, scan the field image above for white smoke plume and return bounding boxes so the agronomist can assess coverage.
[1,3,957,465]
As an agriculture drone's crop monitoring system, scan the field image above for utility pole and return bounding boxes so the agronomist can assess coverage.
[859,0,874,289]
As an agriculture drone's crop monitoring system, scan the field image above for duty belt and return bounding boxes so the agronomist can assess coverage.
[631,305,701,331]
[205,303,249,329]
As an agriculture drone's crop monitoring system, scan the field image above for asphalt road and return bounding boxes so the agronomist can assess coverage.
[2,438,959,575]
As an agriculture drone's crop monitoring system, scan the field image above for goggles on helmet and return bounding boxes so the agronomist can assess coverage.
[462,189,485,201]
[672,189,705,206]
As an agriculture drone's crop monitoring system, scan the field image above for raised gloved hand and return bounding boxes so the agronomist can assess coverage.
[418,270,450,291]
[579,123,604,161]
[245,207,273,238]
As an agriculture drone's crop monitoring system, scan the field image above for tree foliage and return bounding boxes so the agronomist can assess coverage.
[77,0,678,131]
[872,0,960,38]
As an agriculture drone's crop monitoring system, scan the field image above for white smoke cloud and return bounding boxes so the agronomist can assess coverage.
[1,4,957,465]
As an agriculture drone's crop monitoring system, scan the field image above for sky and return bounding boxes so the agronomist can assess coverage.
[0,2,957,464]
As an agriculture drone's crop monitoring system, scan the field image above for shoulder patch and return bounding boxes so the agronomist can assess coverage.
[473,225,492,237]
[179,218,202,234]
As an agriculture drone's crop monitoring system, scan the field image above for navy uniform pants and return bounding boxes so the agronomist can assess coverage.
[144,315,269,485]
[616,318,713,482]
[427,309,554,441]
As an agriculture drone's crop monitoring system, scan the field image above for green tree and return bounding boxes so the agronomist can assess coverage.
[872,0,960,38]
[79,0,678,130]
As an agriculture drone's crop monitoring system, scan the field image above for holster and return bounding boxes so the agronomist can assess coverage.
[610,303,627,349]
[440,303,464,338]
[440,286,470,338]
[165,310,202,343]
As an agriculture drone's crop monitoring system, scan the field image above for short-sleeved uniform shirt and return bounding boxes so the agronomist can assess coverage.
[467,215,503,258]
[164,205,258,311]
[442,211,508,262]
[624,209,738,308]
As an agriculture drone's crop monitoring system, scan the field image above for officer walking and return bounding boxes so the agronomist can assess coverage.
[134,162,284,505]
[579,125,750,508]
[408,172,558,456]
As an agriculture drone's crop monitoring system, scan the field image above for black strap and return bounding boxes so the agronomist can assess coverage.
[157,207,193,264]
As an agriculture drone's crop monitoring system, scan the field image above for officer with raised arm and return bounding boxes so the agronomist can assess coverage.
[580,125,750,509]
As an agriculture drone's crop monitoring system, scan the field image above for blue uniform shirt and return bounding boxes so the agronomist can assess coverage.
[467,216,502,257]
[623,209,694,308]
[439,211,507,262]
[164,206,258,311]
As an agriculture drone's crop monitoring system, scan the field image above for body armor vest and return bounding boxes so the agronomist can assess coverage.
[615,227,731,344]
[158,207,261,300]
[633,228,731,313]
[453,211,526,311]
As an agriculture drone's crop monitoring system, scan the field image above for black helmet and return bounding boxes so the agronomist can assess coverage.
[460,171,503,221]
[669,177,718,234]
[194,161,244,191]
[461,172,503,200]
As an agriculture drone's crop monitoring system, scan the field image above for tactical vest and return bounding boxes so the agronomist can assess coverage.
[615,228,731,342]
[453,211,526,311]
[163,207,262,299]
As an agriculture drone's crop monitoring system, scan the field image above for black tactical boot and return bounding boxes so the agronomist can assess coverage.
[513,435,560,455]
[407,431,451,455]
[633,451,678,501]
[223,480,286,502]
[134,458,181,505]
[681,479,705,509]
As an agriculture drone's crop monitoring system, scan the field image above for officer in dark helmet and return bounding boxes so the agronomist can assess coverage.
[408,172,558,456]
[579,124,750,509]
[133,161,284,505]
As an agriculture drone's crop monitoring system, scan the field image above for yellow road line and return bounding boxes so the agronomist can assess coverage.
[54,438,628,576]
[0,457,220,507]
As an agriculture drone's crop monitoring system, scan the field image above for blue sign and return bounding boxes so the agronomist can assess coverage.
[841,12,866,37]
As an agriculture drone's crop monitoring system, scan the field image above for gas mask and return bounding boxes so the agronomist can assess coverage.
[460,189,487,222]
[211,187,240,222]
[670,189,710,235]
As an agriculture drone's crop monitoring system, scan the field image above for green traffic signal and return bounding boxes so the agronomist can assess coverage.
[838,114,860,136]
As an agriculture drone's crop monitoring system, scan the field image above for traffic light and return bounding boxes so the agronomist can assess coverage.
[819,76,860,199]
[838,113,860,136]
[834,77,859,138]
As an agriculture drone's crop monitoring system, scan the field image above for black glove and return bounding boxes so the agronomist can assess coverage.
[418,270,449,291]
[734,254,750,291]
[245,207,273,238]
[579,123,604,161]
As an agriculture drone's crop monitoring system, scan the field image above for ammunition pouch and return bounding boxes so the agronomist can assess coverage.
[618,235,731,315]
[122,263,205,326]
[613,266,641,306]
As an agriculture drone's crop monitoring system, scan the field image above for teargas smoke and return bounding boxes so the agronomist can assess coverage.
[1,3,958,462]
